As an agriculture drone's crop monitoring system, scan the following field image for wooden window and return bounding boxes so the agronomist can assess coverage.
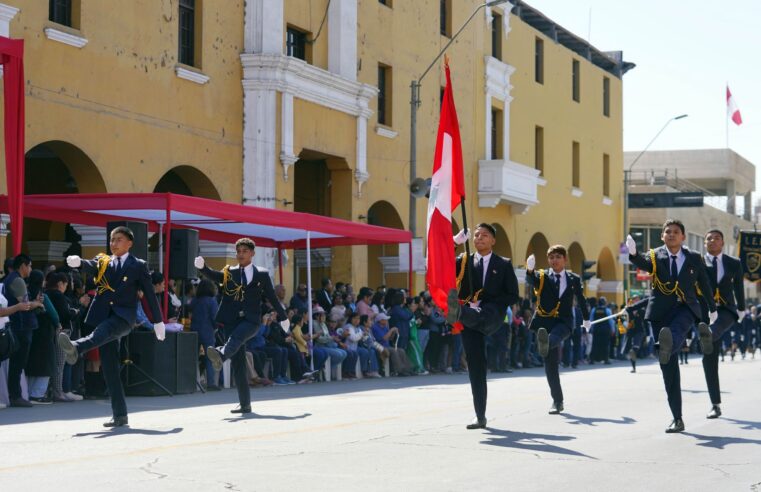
[572,59,581,102]
[603,153,610,197]
[603,76,611,117]
[491,108,503,159]
[535,38,544,84]
[491,14,502,61]
[378,64,392,126]
[49,0,77,28]
[178,0,198,66]
[572,141,580,188]
[535,126,544,174]
[286,26,308,62]
[440,0,452,37]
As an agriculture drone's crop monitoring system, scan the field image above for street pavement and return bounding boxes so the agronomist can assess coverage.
[1,355,760,491]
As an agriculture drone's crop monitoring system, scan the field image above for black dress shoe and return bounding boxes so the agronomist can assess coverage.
[230,405,252,414]
[206,346,223,372]
[658,327,673,365]
[103,416,129,427]
[548,402,564,414]
[706,405,722,419]
[446,289,461,325]
[466,417,487,429]
[665,418,685,433]
[698,322,713,355]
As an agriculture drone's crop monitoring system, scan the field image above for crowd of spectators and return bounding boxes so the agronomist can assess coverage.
[1,255,760,409]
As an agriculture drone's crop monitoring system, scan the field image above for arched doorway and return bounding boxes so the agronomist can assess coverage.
[596,247,617,281]
[23,141,106,263]
[526,232,550,269]
[493,223,513,259]
[568,242,585,274]
[367,201,405,289]
[153,165,221,200]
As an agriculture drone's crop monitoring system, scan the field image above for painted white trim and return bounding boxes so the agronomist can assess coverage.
[484,56,515,161]
[241,54,377,118]
[280,91,296,180]
[199,240,237,258]
[71,225,107,247]
[571,187,583,197]
[485,5,512,39]
[328,0,357,81]
[356,115,369,196]
[244,0,283,54]
[602,196,613,206]
[44,26,88,48]
[0,3,19,37]
[243,89,277,207]
[175,65,210,85]
[478,159,541,214]
[375,125,398,139]
[26,241,71,262]
[537,177,547,186]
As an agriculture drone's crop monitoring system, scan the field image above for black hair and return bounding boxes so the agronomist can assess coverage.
[3,257,13,275]
[150,271,165,285]
[195,278,217,298]
[476,222,497,237]
[110,226,134,241]
[662,219,685,235]
[235,237,256,250]
[45,271,68,287]
[27,269,44,299]
[705,229,724,240]
[359,314,369,325]
[321,277,332,288]
[12,254,32,270]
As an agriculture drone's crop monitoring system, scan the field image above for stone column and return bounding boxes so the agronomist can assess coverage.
[328,0,357,81]
[726,179,736,215]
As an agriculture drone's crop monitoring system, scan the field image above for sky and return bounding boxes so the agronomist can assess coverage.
[527,0,761,210]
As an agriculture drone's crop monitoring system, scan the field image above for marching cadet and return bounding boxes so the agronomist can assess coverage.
[700,229,745,419]
[525,245,590,414]
[626,219,716,433]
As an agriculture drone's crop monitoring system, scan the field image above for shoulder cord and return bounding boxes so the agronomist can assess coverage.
[93,253,115,295]
[221,265,245,302]
[649,249,686,302]
[533,269,560,318]
[455,254,482,303]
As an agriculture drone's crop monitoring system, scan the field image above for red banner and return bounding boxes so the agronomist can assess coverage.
[0,36,24,255]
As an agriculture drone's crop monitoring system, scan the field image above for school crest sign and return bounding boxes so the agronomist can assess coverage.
[739,231,761,282]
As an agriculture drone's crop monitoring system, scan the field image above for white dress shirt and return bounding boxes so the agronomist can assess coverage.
[666,248,686,275]
[111,252,129,269]
[474,252,492,286]
[706,253,724,282]
[550,269,567,297]
[240,263,254,285]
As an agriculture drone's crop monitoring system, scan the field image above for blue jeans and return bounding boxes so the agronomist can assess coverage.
[320,347,347,367]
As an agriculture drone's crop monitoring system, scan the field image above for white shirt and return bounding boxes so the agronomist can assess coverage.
[474,252,492,286]
[111,252,129,269]
[666,248,686,275]
[706,253,724,282]
[240,263,254,285]
[0,291,9,328]
[550,269,567,297]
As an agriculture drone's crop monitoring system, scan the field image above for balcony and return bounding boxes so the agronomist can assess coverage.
[478,159,541,213]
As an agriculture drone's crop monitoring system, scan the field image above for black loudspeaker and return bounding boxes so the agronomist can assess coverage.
[169,228,199,279]
[107,221,149,260]
[125,331,198,396]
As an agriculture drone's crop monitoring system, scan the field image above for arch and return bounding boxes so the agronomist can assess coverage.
[367,200,406,289]
[568,242,585,275]
[526,232,550,269]
[596,247,617,281]
[492,223,513,259]
[154,165,221,200]
[23,141,107,256]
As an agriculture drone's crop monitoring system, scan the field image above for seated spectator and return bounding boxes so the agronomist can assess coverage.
[289,283,309,313]
[338,312,374,378]
[259,312,293,385]
[190,279,220,390]
[329,293,347,325]
[372,313,415,377]
[291,313,327,378]
[312,308,348,371]
[358,314,382,378]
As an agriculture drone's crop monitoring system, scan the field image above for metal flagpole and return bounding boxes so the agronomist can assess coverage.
[306,231,314,371]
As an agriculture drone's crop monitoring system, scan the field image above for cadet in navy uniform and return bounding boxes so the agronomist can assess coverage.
[626,219,716,433]
[700,229,745,419]
[624,296,649,373]
[195,237,287,414]
[446,223,519,430]
[525,245,591,414]
[59,226,165,427]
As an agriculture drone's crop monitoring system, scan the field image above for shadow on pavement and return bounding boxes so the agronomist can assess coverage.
[562,413,636,426]
[682,432,761,449]
[723,418,761,431]
[681,388,730,395]
[481,427,596,459]
[224,412,312,422]
[73,426,183,439]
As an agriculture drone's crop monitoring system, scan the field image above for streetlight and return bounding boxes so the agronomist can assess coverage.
[622,113,688,297]
[408,0,511,237]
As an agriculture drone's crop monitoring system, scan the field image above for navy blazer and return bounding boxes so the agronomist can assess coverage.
[79,254,163,327]
[526,269,589,330]
[455,253,520,317]
[704,253,745,319]
[199,264,286,325]
[629,245,715,322]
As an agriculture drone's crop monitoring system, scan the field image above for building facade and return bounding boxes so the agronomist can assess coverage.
[0,0,631,300]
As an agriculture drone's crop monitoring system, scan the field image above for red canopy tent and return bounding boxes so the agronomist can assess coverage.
[0,192,414,324]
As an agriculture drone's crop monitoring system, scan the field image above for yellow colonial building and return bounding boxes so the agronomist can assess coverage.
[0,0,632,301]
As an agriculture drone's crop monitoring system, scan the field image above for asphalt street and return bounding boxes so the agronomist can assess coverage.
[1,355,760,491]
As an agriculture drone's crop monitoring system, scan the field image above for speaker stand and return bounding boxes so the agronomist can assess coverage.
[120,335,174,396]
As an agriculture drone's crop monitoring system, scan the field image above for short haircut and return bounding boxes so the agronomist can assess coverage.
[321,277,332,288]
[12,254,31,270]
[150,271,166,285]
[705,229,724,240]
[662,219,685,235]
[359,314,370,325]
[3,257,13,275]
[45,271,68,286]
[476,223,497,238]
[235,237,256,250]
[195,278,217,298]
[547,244,567,258]
[110,226,134,241]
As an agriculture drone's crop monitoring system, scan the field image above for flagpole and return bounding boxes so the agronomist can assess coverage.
[459,197,474,297]
[726,83,729,149]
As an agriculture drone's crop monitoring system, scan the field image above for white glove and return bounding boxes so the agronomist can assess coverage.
[154,322,166,341]
[66,255,82,268]
[582,320,592,331]
[737,310,745,322]
[194,256,205,269]
[280,319,291,333]
[626,235,637,255]
[526,254,536,271]
[453,228,470,245]
[708,310,718,325]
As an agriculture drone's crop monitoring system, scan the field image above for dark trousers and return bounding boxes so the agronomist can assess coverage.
[220,319,259,408]
[544,320,571,404]
[462,327,487,420]
[7,328,32,400]
[261,345,287,378]
[562,327,581,366]
[702,340,723,405]
[652,306,696,419]
[74,314,132,417]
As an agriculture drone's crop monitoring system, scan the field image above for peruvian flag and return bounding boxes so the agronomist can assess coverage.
[426,63,465,313]
[727,86,743,126]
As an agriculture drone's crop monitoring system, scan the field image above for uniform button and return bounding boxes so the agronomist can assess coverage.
[110,301,114,305]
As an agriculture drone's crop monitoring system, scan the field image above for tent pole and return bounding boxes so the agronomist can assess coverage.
[408,240,413,293]
[306,232,313,371]
[162,195,172,322]
[277,245,283,285]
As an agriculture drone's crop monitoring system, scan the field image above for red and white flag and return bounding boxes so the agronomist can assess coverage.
[727,86,743,126]
[426,63,465,314]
